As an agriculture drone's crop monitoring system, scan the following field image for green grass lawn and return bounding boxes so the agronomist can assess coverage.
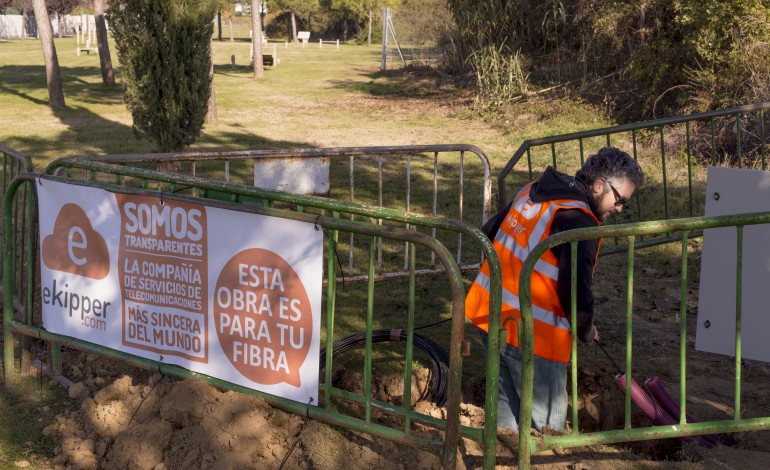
[0,33,614,167]
[0,375,69,469]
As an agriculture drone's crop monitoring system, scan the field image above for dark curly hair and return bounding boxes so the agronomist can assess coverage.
[575,147,644,188]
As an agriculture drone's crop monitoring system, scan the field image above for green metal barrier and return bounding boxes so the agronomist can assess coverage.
[498,102,770,252]
[76,144,493,282]
[0,144,35,375]
[516,213,770,469]
[3,159,505,469]
[0,143,34,298]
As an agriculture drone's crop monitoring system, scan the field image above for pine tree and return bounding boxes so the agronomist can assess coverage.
[107,0,217,151]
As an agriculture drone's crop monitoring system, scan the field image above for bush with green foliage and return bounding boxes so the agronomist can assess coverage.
[446,0,770,121]
[107,0,217,152]
[601,0,770,116]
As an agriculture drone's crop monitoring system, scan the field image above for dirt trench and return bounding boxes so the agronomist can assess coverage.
[31,347,768,470]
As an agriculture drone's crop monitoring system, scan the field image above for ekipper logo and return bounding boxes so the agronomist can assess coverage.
[42,203,110,279]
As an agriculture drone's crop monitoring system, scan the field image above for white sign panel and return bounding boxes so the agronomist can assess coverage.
[253,157,330,196]
[696,166,770,362]
[37,178,323,404]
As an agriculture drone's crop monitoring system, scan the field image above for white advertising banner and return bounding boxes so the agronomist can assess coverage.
[37,178,323,404]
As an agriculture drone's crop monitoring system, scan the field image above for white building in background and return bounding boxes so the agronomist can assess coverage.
[0,12,97,39]
[234,2,266,16]
[0,14,25,38]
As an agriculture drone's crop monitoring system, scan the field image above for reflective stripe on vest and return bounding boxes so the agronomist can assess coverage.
[474,271,571,331]
[465,183,599,363]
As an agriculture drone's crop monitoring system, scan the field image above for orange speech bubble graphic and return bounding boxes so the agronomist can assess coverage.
[42,203,110,280]
[214,248,312,387]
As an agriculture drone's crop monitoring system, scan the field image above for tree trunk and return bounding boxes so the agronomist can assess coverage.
[57,12,62,38]
[290,11,297,42]
[205,42,218,124]
[637,1,648,47]
[32,0,65,109]
[228,14,233,42]
[93,0,115,86]
[367,10,372,46]
[250,0,263,78]
[217,9,222,41]
[21,9,27,38]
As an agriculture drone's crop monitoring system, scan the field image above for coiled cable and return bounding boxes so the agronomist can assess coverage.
[319,328,450,407]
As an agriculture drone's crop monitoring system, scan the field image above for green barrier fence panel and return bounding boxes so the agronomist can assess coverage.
[75,144,493,282]
[517,212,770,469]
[0,144,35,375]
[3,163,505,469]
[498,102,770,254]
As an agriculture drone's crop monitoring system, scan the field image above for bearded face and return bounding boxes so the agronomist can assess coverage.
[591,177,635,222]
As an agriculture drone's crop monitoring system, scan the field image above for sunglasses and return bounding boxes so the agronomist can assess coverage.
[608,183,628,207]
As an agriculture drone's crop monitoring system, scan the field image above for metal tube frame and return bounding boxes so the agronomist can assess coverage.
[4,163,505,470]
[517,212,770,469]
[0,144,35,377]
[497,102,770,216]
[74,144,493,278]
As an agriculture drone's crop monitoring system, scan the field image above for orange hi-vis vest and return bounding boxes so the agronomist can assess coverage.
[465,182,600,363]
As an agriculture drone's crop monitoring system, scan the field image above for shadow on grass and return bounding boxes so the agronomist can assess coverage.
[0,372,68,463]
[327,64,471,100]
[0,64,124,105]
[214,63,255,78]
[0,63,314,158]
[0,64,140,159]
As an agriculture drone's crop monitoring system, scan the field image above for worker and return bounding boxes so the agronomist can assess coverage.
[466,146,644,431]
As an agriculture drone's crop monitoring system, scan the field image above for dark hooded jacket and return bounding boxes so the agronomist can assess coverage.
[483,167,599,343]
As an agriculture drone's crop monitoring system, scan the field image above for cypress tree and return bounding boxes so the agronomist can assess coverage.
[107,0,217,151]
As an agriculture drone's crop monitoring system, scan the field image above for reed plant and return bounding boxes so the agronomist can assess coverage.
[469,44,529,109]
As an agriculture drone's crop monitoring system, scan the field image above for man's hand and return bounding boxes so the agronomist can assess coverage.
[590,325,599,342]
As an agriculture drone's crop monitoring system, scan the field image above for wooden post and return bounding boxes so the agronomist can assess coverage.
[381,7,389,70]
[250,0,264,78]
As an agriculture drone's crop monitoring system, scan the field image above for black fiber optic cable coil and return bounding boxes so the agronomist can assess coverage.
[319,329,450,407]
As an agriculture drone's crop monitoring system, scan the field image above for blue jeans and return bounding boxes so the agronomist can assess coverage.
[479,327,567,432]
